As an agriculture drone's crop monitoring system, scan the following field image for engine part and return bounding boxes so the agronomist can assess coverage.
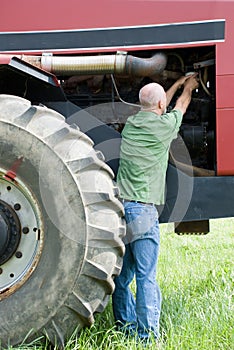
[0,52,167,77]
[193,58,215,69]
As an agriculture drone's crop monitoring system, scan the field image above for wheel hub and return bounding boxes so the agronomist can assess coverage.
[0,170,44,299]
[0,201,21,265]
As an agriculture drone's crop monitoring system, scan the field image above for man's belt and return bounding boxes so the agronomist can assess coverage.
[122,199,155,206]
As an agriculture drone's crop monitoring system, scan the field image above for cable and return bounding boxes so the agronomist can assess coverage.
[199,70,211,97]
[110,74,141,108]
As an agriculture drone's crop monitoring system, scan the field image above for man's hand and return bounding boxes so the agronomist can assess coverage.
[175,75,190,89]
[183,74,199,91]
[175,73,199,89]
[166,74,193,106]
[174,74,199,115]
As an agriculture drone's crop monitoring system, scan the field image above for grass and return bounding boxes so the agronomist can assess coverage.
[158,219,234,350]
[9,218,234,350]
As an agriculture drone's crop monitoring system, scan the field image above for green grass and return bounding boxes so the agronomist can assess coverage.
[10,218,234,350]
[158,219,234,350]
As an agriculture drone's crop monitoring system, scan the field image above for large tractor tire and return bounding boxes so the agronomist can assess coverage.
[0,95,125,347]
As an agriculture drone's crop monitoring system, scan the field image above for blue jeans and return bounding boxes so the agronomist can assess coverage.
[112,201,161,340]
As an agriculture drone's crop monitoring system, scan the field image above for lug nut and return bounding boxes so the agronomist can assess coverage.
[15,251,22,258]
[22,227,29,234]
[14,203,21,211]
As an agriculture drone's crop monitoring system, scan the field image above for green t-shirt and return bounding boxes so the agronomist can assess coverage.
[117,109,183,205]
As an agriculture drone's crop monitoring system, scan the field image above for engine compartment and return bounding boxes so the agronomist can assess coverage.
[62,46,216,174]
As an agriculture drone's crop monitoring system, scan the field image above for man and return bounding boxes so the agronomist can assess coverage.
[112,74,199,342]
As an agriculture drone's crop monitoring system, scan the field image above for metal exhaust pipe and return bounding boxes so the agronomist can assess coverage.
[125,52,168,77]
[40,51,167,77]
[29,52,167,77]
[41,52,127,75]
[0,51,167,77]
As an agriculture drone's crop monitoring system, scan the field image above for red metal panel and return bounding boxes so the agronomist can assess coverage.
[216,1,234,76]
[216,108,234,175]
[216,73,234,174]
[217,75,234,109]
[1,0,230,58]
[0,0,222,32]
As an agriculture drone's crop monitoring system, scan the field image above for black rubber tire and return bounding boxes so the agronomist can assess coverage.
[0,95,125,348]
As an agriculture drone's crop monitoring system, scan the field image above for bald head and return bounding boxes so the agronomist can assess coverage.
[139,82,166,113]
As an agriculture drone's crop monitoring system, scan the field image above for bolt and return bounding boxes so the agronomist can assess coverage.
[7,186,11,191]
[15,251,22,258]
[0,268,3,274]
[14,203,21,211]
[22,227,29,234]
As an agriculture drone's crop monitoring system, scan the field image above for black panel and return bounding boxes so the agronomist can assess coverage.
[0,21,225,52]
[159,164,234,223]
[0,58,66,102]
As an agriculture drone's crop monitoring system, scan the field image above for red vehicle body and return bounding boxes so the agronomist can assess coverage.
[1,0,234,176]
[0,0,234,346]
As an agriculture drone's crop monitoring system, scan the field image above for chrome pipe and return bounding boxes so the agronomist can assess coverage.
[0,51,167,77]
[40,52,167,77]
